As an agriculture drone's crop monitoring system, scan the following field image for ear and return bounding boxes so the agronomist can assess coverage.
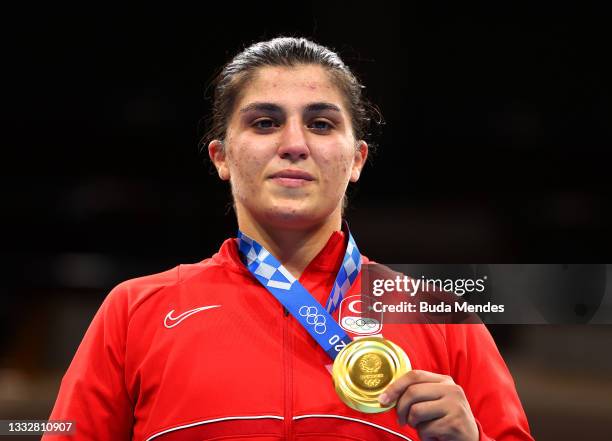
[350,140,368,182]
[208,140,230,181]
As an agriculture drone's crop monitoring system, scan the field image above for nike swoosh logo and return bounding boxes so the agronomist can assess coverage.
[164,305,221,329]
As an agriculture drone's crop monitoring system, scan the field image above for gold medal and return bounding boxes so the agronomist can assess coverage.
[332,336,411,413]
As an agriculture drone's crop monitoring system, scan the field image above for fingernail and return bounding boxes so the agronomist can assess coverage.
[378,393,389,405]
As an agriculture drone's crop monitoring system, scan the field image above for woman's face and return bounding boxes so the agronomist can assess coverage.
[209,64,367,230]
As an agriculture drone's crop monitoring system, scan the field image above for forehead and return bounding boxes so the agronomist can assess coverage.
[236,65,347,111]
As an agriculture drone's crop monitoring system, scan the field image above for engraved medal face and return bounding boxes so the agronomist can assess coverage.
[350,353,391,390]
[332,337,411,413]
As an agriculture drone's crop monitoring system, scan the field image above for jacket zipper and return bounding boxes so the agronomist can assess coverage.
[282,306,293,440]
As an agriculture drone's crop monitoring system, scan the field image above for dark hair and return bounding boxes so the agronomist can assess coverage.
[202,37,380,149]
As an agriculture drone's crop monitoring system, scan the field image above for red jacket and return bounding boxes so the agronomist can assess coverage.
[44,231,533,440]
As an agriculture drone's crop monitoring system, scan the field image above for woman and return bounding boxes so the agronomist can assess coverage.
[45,37,533,441]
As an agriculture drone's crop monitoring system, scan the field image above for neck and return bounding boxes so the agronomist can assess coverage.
[237,210,343,279]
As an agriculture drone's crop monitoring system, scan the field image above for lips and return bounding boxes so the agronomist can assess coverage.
[269,169,314,181]
[269,169,315,188]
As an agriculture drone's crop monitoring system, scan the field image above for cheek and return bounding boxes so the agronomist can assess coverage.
[319,150,353,186]
[226,142,268,190]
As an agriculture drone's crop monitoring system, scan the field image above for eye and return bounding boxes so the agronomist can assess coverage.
[252,118,278,131]
[308,119,334,132]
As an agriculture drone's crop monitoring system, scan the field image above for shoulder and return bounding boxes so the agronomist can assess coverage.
[102,257,222,316]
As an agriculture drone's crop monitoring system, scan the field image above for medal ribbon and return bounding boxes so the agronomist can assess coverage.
[236,223,361,359]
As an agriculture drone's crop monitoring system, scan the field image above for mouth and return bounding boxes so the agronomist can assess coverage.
[269,169,315,187]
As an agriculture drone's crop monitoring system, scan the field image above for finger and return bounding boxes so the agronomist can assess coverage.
[415,413,466,441]
[415,395,478,441]
[395,383,447,426]
[406,400,446,428]
[379,370,454,405]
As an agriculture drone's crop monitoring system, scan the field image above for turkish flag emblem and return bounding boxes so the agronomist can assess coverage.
[338,294,383,336]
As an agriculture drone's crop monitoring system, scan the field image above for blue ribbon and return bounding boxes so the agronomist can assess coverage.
[236,224,361,359]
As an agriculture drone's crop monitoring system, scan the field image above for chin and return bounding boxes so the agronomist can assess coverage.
[263,206,327,230]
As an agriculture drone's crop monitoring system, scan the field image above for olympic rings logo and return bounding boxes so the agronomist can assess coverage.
[341,317,379,331]
[298,305,327,335]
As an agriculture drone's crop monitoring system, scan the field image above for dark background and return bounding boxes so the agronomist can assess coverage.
[1,4,611,440]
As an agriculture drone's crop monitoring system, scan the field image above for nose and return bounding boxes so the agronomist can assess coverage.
[277,118,310,161]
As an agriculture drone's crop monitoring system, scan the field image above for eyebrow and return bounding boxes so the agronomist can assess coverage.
[304,102,342,113]
[239,101,342,114]
[239,102,283,114]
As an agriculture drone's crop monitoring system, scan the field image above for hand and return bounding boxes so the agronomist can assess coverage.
[379,370,479,441]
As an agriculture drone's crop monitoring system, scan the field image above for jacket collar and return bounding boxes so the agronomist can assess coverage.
[211,229,349,281]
